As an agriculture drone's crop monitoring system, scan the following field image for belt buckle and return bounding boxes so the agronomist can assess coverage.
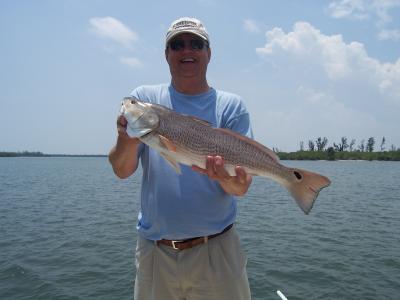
[171,240,181,250]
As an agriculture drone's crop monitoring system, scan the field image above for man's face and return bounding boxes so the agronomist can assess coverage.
[165,33,211,80]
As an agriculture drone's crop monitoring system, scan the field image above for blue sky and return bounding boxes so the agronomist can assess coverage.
[1,0,399,154]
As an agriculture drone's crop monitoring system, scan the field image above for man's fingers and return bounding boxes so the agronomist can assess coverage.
[117,115,128,127]
[214,156,230,179]
[116,115,131,138]
[206,156,216,178]
[235,166,252,185]
[235,166,246,184]
[193,156,248,185]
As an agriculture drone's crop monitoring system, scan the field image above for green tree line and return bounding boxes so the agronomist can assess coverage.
[278,136,400,161]
[0,151,45,157]
[0,151,106,157]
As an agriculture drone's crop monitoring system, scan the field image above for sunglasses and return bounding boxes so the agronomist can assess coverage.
[168,38,208,51]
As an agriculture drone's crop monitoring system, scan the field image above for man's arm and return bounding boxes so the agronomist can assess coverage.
[192,156,252,196]
[108,115,142,179]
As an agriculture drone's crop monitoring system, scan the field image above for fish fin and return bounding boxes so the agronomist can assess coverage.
[215,128,280,162]
[188,116,212,126]
[159,135,178,152]
[285,168,331,214]
[160,152,181,174]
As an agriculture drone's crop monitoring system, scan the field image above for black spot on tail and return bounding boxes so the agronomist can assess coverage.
[294,171,302,180]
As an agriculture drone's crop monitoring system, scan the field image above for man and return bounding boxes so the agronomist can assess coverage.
[109,17,253,300]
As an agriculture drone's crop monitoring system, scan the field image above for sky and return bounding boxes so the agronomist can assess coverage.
[1,0,399,154]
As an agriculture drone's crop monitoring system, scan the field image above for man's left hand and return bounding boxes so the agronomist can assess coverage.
[192,156,252,196]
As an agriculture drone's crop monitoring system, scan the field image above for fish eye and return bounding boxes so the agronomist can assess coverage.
[131,99,136,104]
[293,171,302,180]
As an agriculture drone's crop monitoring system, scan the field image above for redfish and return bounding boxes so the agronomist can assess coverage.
[120,97,331,214]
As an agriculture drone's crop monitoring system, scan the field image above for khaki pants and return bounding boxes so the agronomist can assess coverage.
[134,226,251,300]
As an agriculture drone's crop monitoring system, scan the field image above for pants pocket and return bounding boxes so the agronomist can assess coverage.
[135,235,155,282]
[208,228,247,281]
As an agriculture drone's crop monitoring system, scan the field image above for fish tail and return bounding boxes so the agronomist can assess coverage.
[285,168,331,214]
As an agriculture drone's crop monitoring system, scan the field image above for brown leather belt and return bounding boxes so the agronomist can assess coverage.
[156,224,233,251]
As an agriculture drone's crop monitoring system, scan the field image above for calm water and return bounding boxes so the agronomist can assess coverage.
[0,158,399,299]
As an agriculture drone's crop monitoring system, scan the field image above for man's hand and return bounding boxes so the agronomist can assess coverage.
[192,156,252,196]
[108,115,141,179]
[117,115,131,139]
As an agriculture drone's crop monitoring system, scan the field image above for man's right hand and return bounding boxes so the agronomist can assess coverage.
[108,115,142,178]
[117,115,131,139]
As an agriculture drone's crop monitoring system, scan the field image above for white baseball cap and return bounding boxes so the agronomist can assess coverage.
[166,17,210,46]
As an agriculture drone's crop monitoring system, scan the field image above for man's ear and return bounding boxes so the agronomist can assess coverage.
[207,47,211,62]
[165,48,169,61]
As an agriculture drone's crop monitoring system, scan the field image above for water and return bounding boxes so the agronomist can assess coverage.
[0,158,399,299]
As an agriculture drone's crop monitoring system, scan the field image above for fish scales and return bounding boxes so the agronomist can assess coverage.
[151,105,277,172]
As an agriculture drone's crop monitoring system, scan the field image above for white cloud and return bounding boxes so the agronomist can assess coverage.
[89,17,138,48]
[328,0,368,20]
[372,0,400,25]
[328,0,400,24]
[119,56,142,68]
[251,22,400,151]
[243,19,260,34]
[378,28,400,40]
[256,22,400,94]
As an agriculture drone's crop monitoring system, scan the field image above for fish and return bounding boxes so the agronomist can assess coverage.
[119,96,331,214]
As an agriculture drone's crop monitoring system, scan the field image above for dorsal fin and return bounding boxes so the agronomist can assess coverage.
[149,102,212,127]
[187,116,212,126]
[215,128,280,162]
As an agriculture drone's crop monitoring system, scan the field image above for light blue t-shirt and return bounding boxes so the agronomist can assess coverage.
[131,84,253,240]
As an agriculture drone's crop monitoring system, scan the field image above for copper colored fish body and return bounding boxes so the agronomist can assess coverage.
[120,97,331,214]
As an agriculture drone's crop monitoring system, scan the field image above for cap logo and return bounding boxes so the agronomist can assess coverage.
[173,20,198,29]
[165,17,209,46]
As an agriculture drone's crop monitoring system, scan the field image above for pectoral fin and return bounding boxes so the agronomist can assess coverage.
[159,135,178,152]
[160,152,181,174]
[157,135,181,173]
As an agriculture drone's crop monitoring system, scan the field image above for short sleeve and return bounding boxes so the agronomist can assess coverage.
[218,92,253,139]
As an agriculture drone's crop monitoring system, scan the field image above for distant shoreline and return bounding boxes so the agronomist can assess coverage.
[0,152,107,158]
[1,151,399,161]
